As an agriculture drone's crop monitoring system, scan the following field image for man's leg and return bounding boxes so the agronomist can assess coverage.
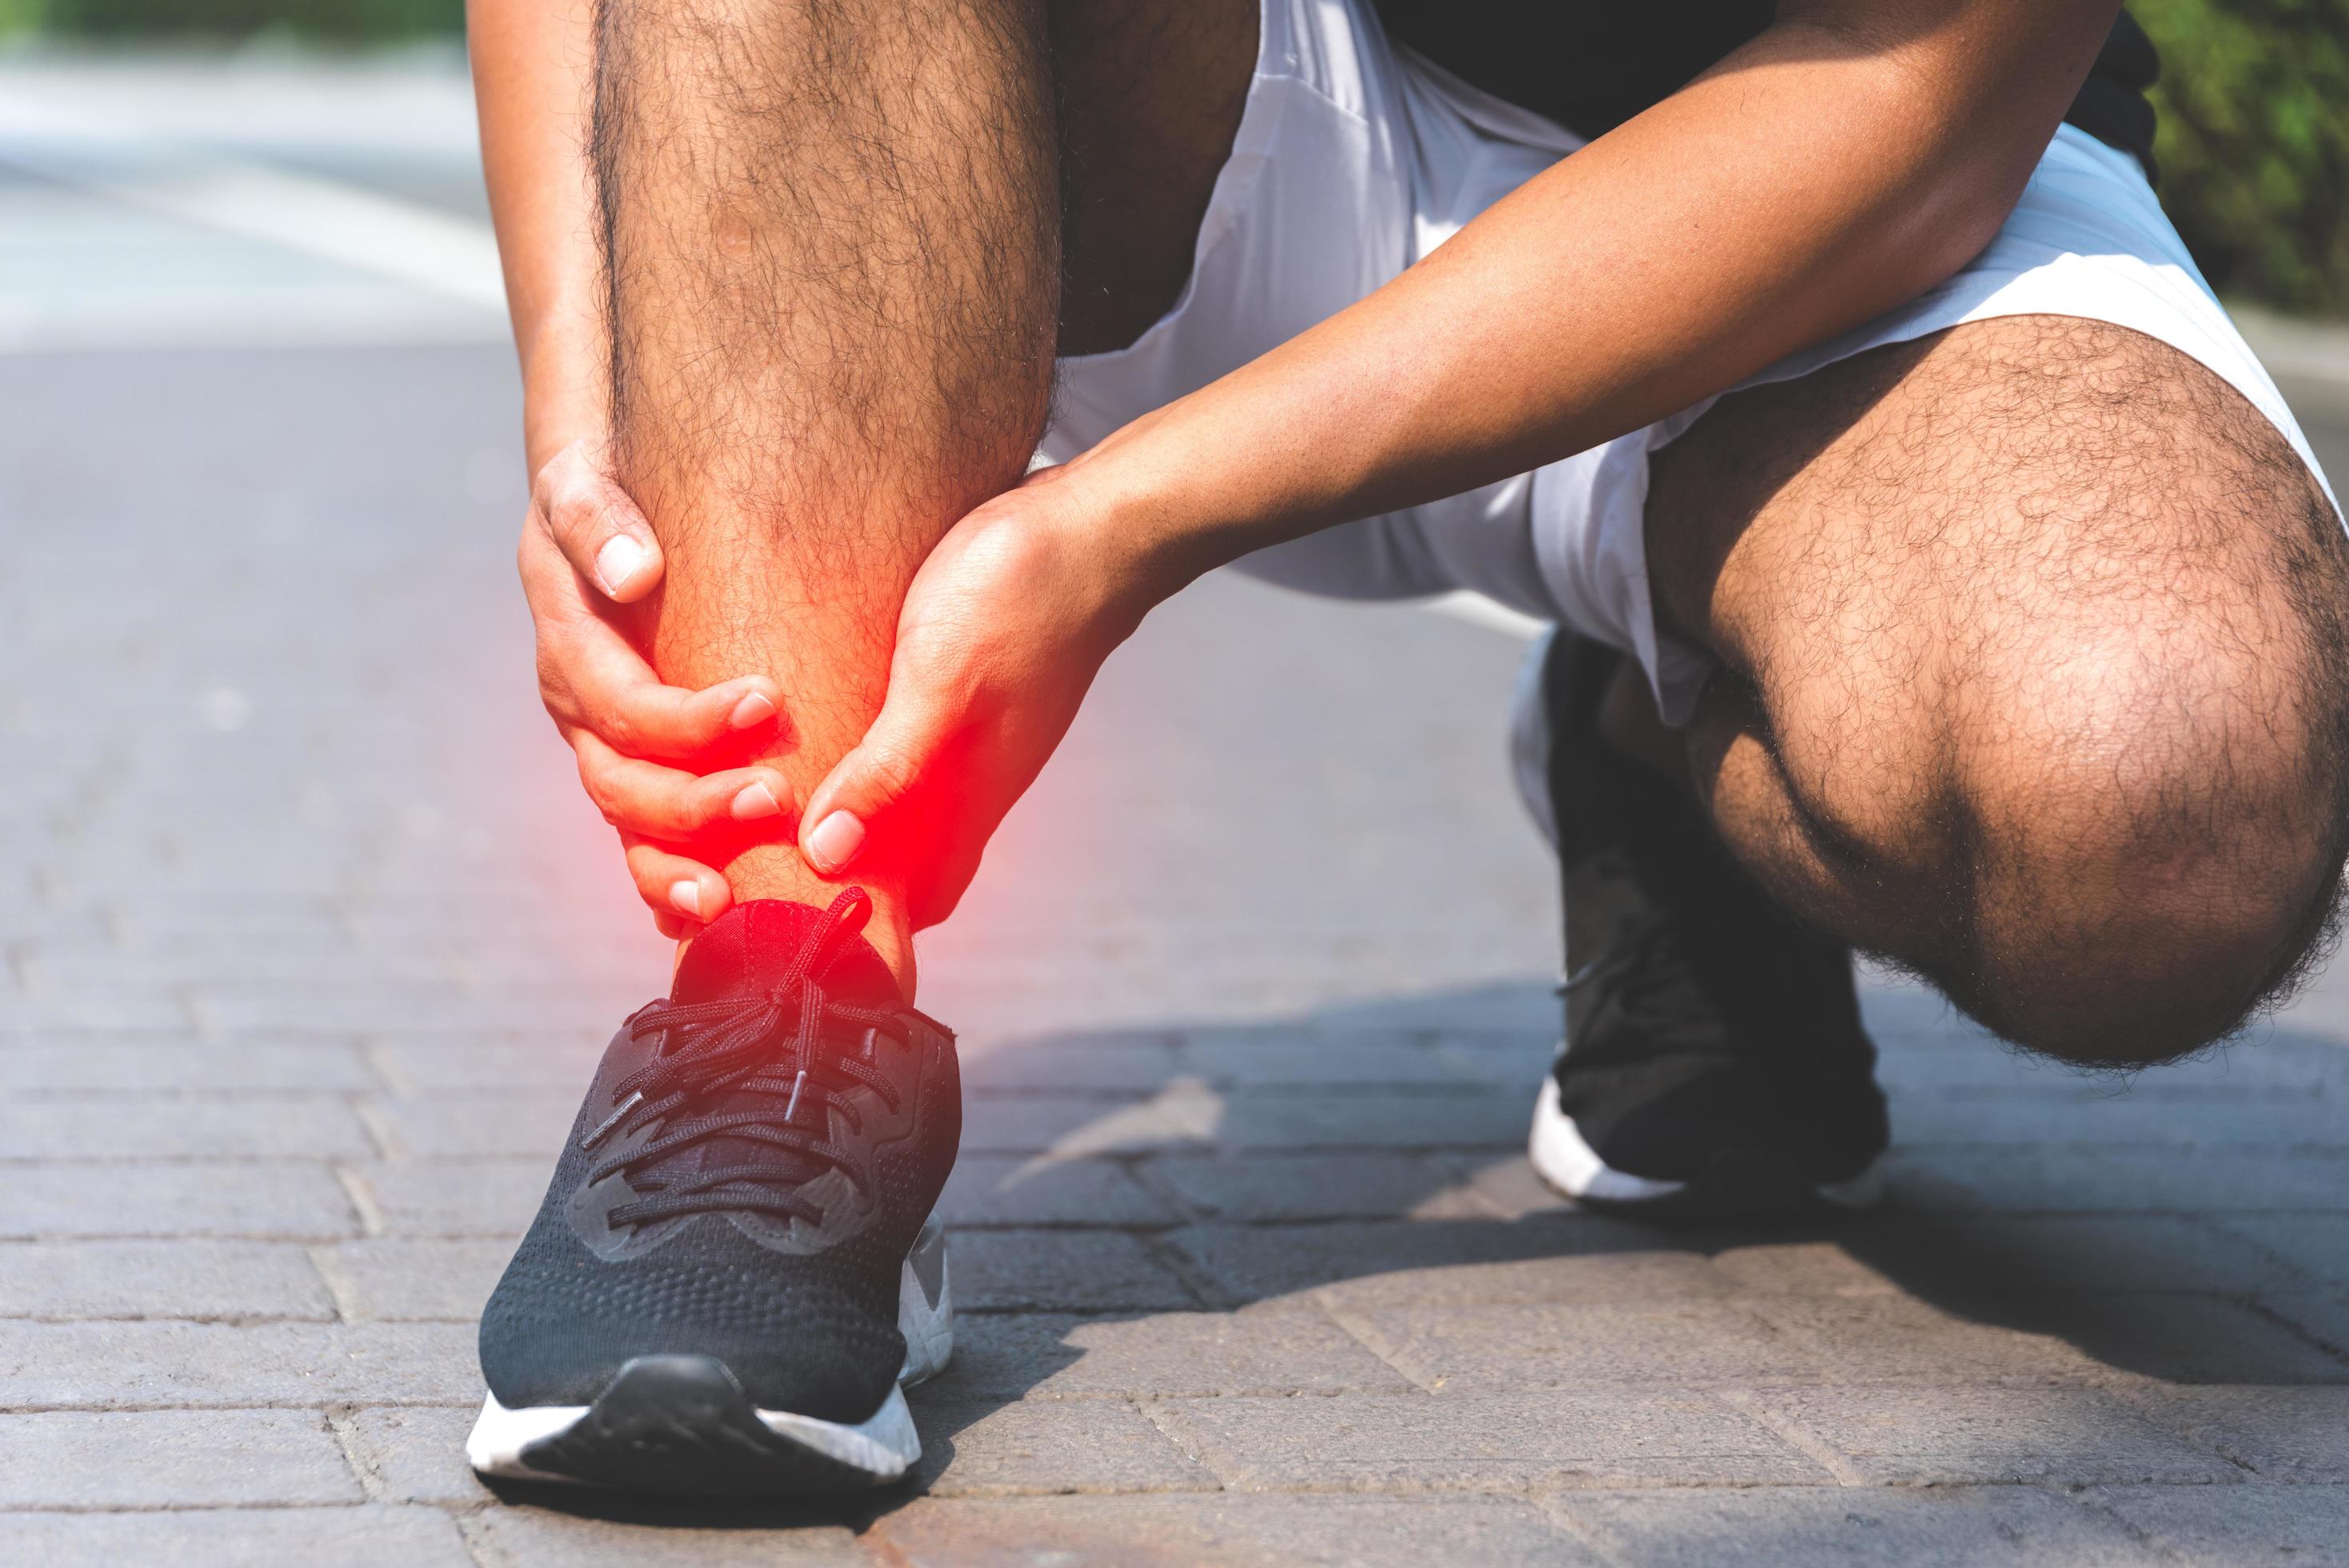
[594,0,1063,986]
[1642,316,2349,1064]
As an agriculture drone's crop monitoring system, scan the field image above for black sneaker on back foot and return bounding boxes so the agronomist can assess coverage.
[1514,630,1888,1222]
[467,889,958,1494]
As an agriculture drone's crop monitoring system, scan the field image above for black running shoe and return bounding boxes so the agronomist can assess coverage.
[468,889,958,1493]
[1515,630,1887,1220]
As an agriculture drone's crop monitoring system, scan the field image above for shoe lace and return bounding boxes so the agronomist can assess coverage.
[578,887,911,1230]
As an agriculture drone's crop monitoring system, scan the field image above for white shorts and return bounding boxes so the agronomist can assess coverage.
[1039,0,2342,725]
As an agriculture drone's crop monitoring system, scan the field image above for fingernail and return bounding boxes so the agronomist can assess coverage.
[806,810,865,872]
[730,782,782,821]
[596,534,650,594]
[668,878,701,917]
[726,690,776,731]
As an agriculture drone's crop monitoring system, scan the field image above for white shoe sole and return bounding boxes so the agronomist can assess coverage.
[1529,1074,1883,1214]
[466,1218,954,1490]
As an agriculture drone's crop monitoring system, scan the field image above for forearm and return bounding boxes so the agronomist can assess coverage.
[1079,1,2119,596]
[467,0,606,472]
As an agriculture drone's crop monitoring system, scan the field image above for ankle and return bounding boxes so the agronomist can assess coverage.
[698,844,919,997]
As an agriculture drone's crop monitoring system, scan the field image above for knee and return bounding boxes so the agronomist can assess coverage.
[1946,608,2349,1066]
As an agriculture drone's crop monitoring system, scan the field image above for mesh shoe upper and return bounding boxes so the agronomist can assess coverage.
[1543,633,1888,1184]
[478,893,959,1422]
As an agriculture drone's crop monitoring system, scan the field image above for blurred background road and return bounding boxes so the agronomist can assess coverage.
[5,32,2349,1568]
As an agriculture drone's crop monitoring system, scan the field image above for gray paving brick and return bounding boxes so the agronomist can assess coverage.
[1146,1153,1485,1222]
[465,1507,872,1565]
[0,1162,358,1239]
[0,1239,334,1320]
[0,1409,362,1507]
[364,1036,606,1094]
[935,1156,1180,1227]
[1213,1090,1529,1150]
[959,1037,1187,1094]
[1342,1298,1833,1391]
[0,1097,373,1159]
[1160,1388,1827,1490]
[1179,1038,1474,1088]
[927,1312,1418,1399]
[2215,1214,2349,1290]
[1986,1294,2349,1385]
[340,1158,545,1238]
[1745,1294,2124,1386]
[2256,1291,2349,1362]
[0,1041,373,1093]
[1715,1216,2304,1297]
[2129,1386,2349,1482]
[2090,1484,2349,1567]
[913,1398,1217,1495]
[12,1505,475,1568]
[311,1239,509,1321]
[1167,1219,1729,1309]
[1738,1386,2237,1485]
[874,1492,1601,1567]
[958,1085,1221,1156]
[360,1094,575,1158]
[947,1230,1197,1312]
[1884,1148,2349,1213]
[1555,1484,2163,1567]
[1885,1086,2347,1146]
[336,1406,493,1506]
[0,1320,477,1407]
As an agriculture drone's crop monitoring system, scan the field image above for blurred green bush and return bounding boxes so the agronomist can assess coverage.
[0,0,459,44]
[1,1,2342,314]
[2135,0,2349,315]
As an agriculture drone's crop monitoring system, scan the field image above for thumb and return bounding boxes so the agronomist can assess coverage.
[799,690,955,878]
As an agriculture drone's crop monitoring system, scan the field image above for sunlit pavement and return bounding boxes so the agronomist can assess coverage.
[5,49,2349,1567]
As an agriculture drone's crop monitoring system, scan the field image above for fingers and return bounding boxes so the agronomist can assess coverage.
[573,729,794,842]
[534,438,666,603]
[559,626,782,761]
[798,690,953,878]
[624,834,733,929]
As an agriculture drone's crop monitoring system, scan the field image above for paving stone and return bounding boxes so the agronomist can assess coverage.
[0,1040,373,1093]
[1556,1484,2163,1566]
[1715,1216,2304,1297]
[1883,1149,2349,1213]
[1739,1386,2237,1485]
[911,1398,1217,1495]
[465,1507,872,1565]
[1168,1219,1729,1309]
[0,1162,358,1239]
[1179,1038,1474,1088]
[1990,1294,2349,1385]
[2215,1214,2349,1290]
[930,1312,1418,1399]
[365,1036,606,1094]
[336,1406,494,1506]
[0,1320,478,1407]
[958,1086,1223,1157]
[935,1156,1180,1227]
[0,1409,359,1508]
[946,1230,1197,1312]
[1885,1086,2347,1146]
[2129,1386,2349,1482]
[1160,1388,1827,1490]
[1747,1294,2119,1385]
[2255,1291,2349,1362]
[1146,1154,1485,1222]
[341,1158,545,1238]
[0,1239,335,1320]
[874,1492,1602,1567]
[1343,1300,1827,1390]
[10,1504,474,1568]
[2090,1484,2349,1567]
[360,1094,576,1158]
[959,1038,1187,1094]
[311,1238,510,1321]
[0,1097,374,1159]
[1214,1090,1529,1150]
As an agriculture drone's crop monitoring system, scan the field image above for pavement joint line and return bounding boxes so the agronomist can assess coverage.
[1711,1387,1871,1486]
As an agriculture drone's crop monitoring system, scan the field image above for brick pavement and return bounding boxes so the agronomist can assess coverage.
[6,86,2349,1566]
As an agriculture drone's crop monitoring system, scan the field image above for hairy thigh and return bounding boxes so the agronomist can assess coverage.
[1048,0,1255,356]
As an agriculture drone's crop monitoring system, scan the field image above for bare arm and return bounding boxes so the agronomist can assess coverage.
[1082,0,2124,584]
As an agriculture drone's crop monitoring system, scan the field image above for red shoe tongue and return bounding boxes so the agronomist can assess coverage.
[669,897,901,1009]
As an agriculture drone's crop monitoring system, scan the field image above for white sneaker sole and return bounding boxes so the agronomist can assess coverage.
[466,1218,954,1490]
[1529,1074,1883,1214]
